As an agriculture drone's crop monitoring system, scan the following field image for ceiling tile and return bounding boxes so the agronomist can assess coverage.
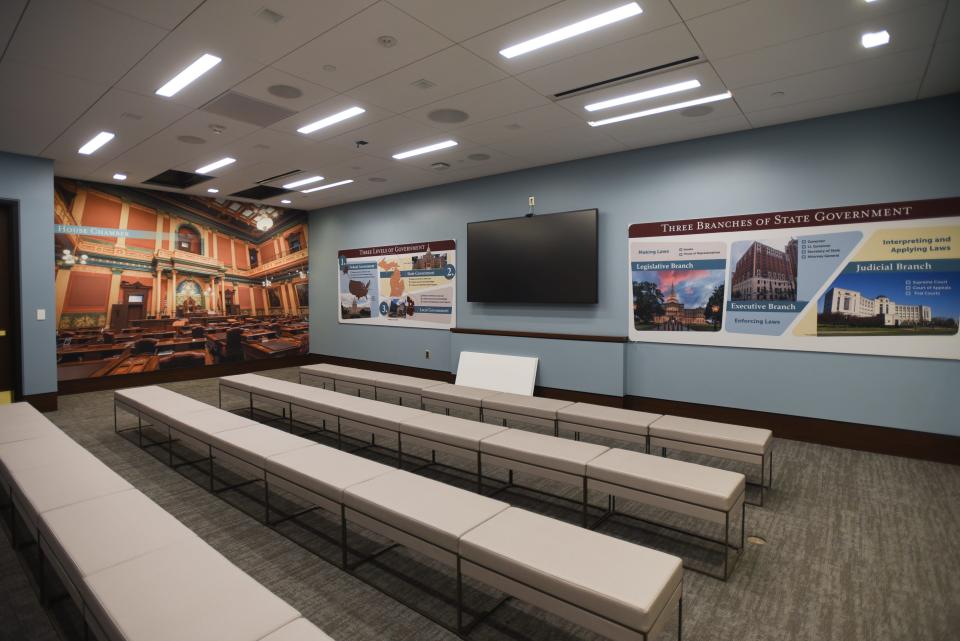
[714,2,946,90]
[516,23,700,97]
[613,113,751,150]
[937,0,960,40]
[732,46,931,112]
[746,81,919,127]
[89,0,203,30]
[404,78,551,130]
[5,0,168,85]
[918,37,960,97]
[346,46,507,112]
[453,103,585,145]
[0,61,108,155]
[670,0,747,21]
[269,95,394,140]
[231,67,337,112]
[386,0,561,41]
[688,0,937,60]
[114,40,265,109]
[165,0,379,65]
[324,115,445,159]
[273,2,452,92]
[41,89,192,167]
[0,0,27,55]
[487,124,626,165]
[462,0,681,74]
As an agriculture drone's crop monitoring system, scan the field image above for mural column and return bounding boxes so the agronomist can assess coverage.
[208,275,216,311]
[249,286,257,316]
[117,202,129,248]
[220,277,227,312]
[154,269,162,316]
[168,269,177,316]
[108,268,123,307]
[285,283,297,313]
[54,266,71,328]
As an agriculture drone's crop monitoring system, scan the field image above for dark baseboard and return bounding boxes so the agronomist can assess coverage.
[625,395,960,465]
[313,353,958,465]
[23,392,58,412]
[57,354,320,396]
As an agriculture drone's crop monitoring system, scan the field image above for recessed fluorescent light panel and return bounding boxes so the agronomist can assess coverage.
[499,2,642,59]
[861,30,890,48]
[196,157,236,174]
[156,54,222,97]
[297,106,366,134]
[282,175,324,189]
[588,91,733,126]
[302,179,354,193]
[585,79,701,112]
[78,131,115,155]
[392,140,458,160]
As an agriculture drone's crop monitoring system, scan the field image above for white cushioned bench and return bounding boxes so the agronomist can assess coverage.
[1,402,335,641]
[558,403,662,448]
[460,507,683,641]
[586,449,746,580]
[420,382,502,420]
[299,364,445,407]
[480,392,575,435]
[649,415,773,505]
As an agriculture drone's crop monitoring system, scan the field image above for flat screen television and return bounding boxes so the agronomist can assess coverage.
[467,208,598,304]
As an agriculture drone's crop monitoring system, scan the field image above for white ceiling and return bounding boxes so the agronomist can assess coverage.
[0,0,956,210]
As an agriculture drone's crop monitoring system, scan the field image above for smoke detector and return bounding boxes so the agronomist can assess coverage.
[377,35,397,48]
[431,162,451,171]
[209,123,227,135]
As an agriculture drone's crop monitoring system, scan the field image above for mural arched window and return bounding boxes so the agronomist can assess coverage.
[177,224,202,254]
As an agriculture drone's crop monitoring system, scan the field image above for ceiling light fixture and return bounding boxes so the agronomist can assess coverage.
[112,173,127,181]
[392,140,458,159]
[78,131,115,155]
[281,199,292,204]
[499,2,642,59]
[585,79,701,112]
[861,30,890,48]
[156,53,222,97]
[588,91,732,126]
[302,179,354,193]
[196,157,236,174]
[297,106,366,134]
[282,175,324,189]
[207,188,219,193]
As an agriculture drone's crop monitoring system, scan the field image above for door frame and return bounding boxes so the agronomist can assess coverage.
[0,199,23,402]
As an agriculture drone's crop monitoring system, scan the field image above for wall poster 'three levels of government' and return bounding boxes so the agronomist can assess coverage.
[627,197,960,360]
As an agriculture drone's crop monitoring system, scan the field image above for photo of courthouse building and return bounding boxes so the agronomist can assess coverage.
[731,239,798,301]
[822,287,932,326]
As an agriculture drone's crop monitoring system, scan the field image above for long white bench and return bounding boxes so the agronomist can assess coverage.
[299,363,445,407]
[299,365,774,505]
[0,402,333,641]
[114,389,686,640]
[650,415,773,506]
[216,375,746,579]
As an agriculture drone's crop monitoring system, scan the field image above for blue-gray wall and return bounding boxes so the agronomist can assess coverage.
[0,151,56,397]
[308,95,960,436]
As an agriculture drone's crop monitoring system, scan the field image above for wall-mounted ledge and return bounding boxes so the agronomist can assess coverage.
[450,327,628,343]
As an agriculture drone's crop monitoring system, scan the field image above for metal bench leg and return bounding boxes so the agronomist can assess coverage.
[264,479,271,525]
[456,556,464,633]
[249,392,254,418]
[288,403,294,432]
[137,412,143,448]
[340,504,349,569]
[208,445,215,492]
[582,477,589,527]
[476,451,483,494]
[397,434,403,468]
[678,595,683,641]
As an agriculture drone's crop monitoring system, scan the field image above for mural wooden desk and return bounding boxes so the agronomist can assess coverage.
[242,338,300,360]
[57,344,130,363]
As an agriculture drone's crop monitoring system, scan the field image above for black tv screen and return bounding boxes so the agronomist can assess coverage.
[467,209,598,304]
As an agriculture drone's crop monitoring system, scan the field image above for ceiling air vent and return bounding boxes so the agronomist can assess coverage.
[144,170,213,189]
[553,56,701,99]
[229,185,292,200]
[202,91,297,127]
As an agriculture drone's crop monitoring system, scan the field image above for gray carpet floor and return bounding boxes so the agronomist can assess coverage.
[3,366,959,641]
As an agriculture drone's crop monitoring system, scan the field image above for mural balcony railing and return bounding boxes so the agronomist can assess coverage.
[243,249,308,278]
